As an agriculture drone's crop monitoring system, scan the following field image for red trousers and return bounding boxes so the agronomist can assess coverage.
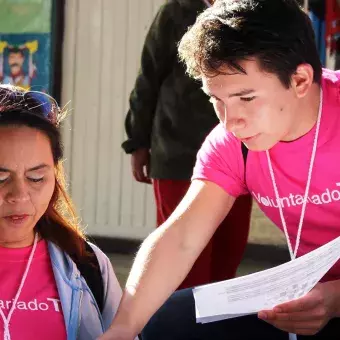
[153,179,252,290]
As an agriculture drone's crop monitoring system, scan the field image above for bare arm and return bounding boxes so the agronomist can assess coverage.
[101,179,236,339]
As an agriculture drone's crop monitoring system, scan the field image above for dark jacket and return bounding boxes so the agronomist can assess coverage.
[121,0,218,180]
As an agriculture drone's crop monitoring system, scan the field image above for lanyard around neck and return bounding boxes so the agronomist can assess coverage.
[0,234,38,340]
[266,89,323,260]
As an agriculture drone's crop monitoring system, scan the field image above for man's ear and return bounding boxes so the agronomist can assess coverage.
[290,64,314,98]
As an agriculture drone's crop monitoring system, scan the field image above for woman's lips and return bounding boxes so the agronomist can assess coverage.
[3,215,29,225]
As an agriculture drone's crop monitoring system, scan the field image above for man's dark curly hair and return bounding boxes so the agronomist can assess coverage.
[178,0,322,88]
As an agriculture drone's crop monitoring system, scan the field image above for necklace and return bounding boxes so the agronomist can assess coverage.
[0,233,38,340]
[266,89,323,260]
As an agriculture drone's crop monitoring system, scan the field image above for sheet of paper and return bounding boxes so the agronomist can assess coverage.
[194,235,340,324]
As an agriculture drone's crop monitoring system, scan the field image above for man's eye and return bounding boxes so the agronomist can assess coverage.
[240,96,255,102]
[0,178,8,184]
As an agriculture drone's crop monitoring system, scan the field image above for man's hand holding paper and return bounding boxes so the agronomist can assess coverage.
[258,280,340,335]
[194,236,340,325]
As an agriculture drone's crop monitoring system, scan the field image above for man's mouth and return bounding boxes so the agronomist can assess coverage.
[240,134,260,142]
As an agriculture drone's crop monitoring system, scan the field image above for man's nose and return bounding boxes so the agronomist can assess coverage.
[222,105,246,133]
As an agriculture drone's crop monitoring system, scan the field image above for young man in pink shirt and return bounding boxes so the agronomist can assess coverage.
[101,0,340,339]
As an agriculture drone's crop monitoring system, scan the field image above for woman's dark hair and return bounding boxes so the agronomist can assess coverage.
[178,0,322,88]
[0,86,87,261]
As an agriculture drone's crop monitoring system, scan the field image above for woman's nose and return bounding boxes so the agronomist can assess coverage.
[6,181,30,204]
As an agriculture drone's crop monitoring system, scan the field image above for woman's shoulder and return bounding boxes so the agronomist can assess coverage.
[85,242,122,293]
[86,241,110,264]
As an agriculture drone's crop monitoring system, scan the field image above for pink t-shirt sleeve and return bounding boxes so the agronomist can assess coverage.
[192,124,248,197]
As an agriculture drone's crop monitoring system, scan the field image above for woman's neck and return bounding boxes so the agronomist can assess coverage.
[0,232,37,248]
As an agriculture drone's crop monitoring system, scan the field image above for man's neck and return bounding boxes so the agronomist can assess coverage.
[282,84,321,142]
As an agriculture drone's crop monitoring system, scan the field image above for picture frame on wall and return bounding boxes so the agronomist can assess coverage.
[0,0,65,101]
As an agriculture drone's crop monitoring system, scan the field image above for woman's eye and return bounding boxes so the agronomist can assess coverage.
[240,96,256,102]
[28,177,44,183]
[0,178,8,184]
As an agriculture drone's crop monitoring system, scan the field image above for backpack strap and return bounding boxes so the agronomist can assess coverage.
[74,242,104,313]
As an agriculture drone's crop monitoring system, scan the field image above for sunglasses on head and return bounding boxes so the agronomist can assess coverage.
[0,86,61,126]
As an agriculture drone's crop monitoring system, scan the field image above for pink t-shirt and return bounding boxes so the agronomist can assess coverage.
[193,69,340,281]
[0,239,67,339]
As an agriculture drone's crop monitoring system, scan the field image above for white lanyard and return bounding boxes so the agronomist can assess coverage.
[266,89,323,260]
[0,233,38,340]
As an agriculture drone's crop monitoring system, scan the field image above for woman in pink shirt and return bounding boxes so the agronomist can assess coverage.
[101,0,340,339]
[0,85,124,340]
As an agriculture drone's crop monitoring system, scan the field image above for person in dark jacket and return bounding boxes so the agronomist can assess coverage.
[121,0,252,290]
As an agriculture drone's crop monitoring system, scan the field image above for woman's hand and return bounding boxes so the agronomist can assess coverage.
[258,281,340,335]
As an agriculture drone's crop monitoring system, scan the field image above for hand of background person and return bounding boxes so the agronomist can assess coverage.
[258,281,340,335]
[131,148,152,184]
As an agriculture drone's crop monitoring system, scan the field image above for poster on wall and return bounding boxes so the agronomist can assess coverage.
[0,0,60,94]
[0,34,50,91]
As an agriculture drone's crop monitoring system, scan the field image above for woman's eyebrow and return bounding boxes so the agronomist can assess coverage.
[26,164,50,172]
[0,164,50,173]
